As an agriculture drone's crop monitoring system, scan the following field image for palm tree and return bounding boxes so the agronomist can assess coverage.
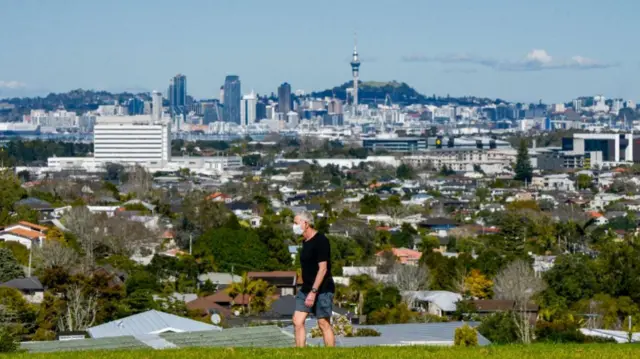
[348,274,375,317]
[226,273,276,315]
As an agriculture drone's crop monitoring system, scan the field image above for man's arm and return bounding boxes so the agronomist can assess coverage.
[311,261,328,291]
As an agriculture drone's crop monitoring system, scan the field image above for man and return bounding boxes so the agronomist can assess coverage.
[292,211,335,347]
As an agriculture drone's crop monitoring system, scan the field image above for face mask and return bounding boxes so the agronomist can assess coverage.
[293,223,304,235]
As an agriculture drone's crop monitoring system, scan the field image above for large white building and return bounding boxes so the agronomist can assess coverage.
[93,115,171,168]
[47,113,242,174]
[240,91,257,127]
[403,148,516,174]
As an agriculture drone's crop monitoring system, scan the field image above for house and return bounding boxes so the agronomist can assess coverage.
[206,192,233,203]
[248,271,299,296]
[197,272,242,287]
[0,221,48,249]
[294,321,491,347]
[402,290,462,317]
[0,277,44,304]
[22,326,293,352]
[419,217,459,232]
[469,299,539,324]
[14,197,54,214]
[376,248,422,266]
[87,310,221,338]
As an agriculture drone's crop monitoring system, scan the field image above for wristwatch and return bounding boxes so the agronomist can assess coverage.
[311,288,318,293]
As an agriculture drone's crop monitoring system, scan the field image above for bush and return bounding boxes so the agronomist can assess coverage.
[454,324,478,347]
[535,320,616,344]
[353,328,381,337]
[0,326,18,353]
[477,312,520,344]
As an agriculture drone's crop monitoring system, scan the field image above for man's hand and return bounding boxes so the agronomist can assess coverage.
[304,292,316,307]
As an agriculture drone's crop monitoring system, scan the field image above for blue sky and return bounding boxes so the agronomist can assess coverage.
[0,0,637,103]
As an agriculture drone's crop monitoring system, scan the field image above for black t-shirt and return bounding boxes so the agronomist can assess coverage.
[300,232,335,294]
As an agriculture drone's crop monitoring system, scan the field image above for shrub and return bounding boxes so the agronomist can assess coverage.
[535,320,616,344]
[477,311,520,344]
[353,328,381,337]
[454,324,478,347]
[0,326,18,353]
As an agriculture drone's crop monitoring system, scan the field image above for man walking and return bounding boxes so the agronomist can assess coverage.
[292,211,335,347]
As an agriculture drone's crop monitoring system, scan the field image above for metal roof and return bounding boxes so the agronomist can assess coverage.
[21,326,293,353]
[308,322,490,347]
[87,310,221,338]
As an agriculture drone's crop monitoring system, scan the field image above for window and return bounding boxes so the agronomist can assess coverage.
[281,287,294,296]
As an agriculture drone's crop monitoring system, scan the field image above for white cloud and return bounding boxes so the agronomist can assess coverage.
[402,49,615,71]
[0,81,26,89]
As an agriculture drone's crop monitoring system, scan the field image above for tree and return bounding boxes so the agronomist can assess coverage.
[576,174,592,190]
[349,274,375,317]
[194,228,269,272]
[494,259,546,344]
[514,139,533,183]
[0,248,24,283]
[32,241,78,272]
[477,311,520,344]
[543,254,599,307]
[389,263,431,292]
[104,163,126,182]
[226,273,276,315]
[64,206,105,267]
[455,324,479,346]
[396,164,414,180]
[463,269,493,299]
[57,285,98,331]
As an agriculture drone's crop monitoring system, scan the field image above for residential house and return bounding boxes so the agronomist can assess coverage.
[197,272,242,287]
[248,271,300,296]
[0,277,44,304]
[206,192,233,203]
[419,217,459,232]
[295,321,491,347]
[14,197,54,215]
[376,248,422,266]
[0,221,48,249]
[469,299,539,324]
[87,310,221,338]
[402,290,462,317]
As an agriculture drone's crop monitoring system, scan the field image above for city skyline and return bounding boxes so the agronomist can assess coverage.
[0,0,638,103]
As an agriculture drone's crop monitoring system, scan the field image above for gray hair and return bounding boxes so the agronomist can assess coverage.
[297,211,315,226]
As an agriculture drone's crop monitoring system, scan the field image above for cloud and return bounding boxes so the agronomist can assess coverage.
[0,81,26,89]
[402,49,615,71]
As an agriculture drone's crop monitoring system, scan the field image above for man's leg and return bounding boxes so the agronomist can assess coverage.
[293,310,308,347]
[317,317,335,347]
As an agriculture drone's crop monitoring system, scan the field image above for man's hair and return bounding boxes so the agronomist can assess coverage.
[297,211,315,226]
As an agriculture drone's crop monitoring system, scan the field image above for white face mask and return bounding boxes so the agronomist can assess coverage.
[293,223,304,235]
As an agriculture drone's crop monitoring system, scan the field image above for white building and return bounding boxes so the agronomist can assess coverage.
[152,90,163,122]
[27,109,78,129]
[286,111,299,128]
[240,91,257,127]
[93,116,171,168]
[403,148,516,174]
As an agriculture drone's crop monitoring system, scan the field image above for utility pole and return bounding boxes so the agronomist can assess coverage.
[27,244,32,277]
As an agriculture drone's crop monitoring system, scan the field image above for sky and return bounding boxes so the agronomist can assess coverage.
[0,0,638,103]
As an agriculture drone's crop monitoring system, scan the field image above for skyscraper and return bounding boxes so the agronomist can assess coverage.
[151,91,163,122]
[240,91,257,127]
[169,74,187,117]
[223,75,241,124]
[277,82,292,114]
[350,35,361,112]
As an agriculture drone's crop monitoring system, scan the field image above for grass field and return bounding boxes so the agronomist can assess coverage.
[6,344,640,359]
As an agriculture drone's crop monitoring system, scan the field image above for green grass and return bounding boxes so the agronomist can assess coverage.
[6,344,640,359]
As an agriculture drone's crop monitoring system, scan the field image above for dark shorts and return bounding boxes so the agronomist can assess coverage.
[295,291,334,319]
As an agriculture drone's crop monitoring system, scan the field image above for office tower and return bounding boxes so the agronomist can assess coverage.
[240,91,257,127]
[256,102,266,122]
[277,82,292,114]
[169,74,187,117]
[151,91,163,122]
[219,86,224,104]
[94,116,171,167]
[127,97,145,115]
[223,75,241,124]
[350,35,361,112]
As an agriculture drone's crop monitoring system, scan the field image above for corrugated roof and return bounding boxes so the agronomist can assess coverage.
[21,326,293,353]
[1,276,43,291]
[87,310,221,338]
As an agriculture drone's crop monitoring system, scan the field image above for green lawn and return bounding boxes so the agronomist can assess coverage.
[6,344,640,359]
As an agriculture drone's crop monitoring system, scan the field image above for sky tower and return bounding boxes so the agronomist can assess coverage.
[350,34,361,112]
